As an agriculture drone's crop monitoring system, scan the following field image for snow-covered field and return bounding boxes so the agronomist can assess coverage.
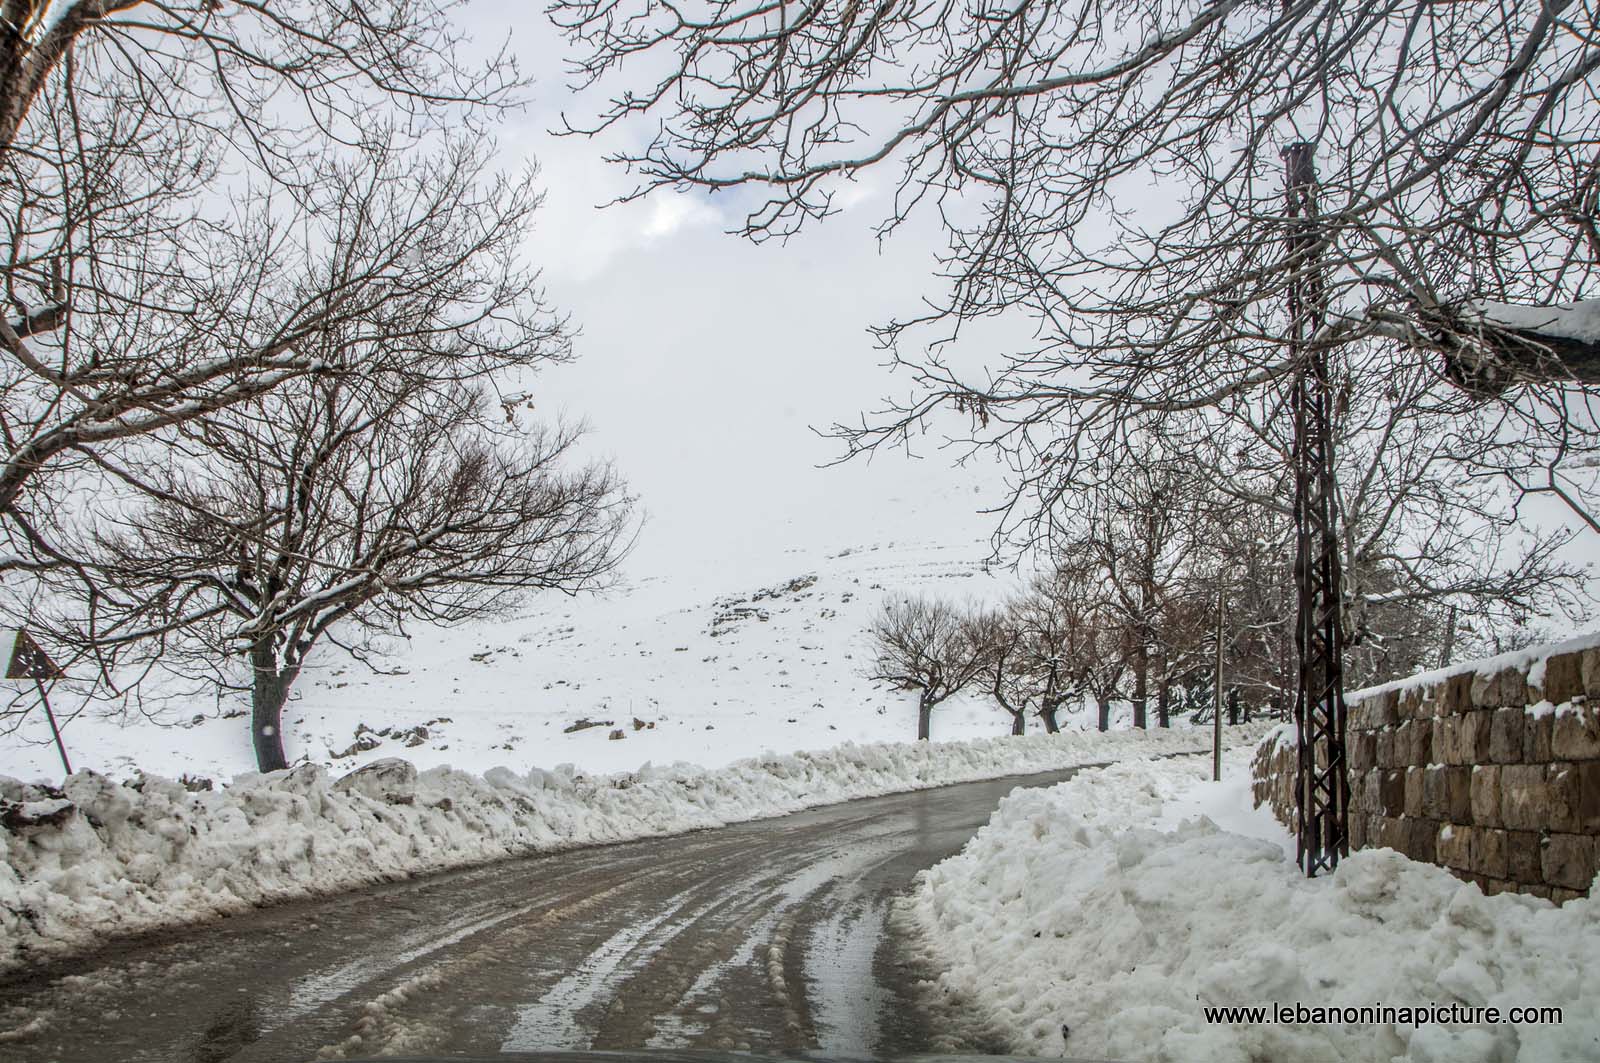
[0,538,1154,785]
[0,723,1268,974]
[904,748,1599,1063]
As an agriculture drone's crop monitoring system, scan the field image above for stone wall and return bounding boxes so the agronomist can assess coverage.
[1250,637,1600,901]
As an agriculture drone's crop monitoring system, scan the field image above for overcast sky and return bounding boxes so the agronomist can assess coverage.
[454,6,1599,620]
[451,6,1011,580]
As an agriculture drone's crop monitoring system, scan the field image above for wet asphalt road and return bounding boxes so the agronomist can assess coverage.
[0,768,1084,1063]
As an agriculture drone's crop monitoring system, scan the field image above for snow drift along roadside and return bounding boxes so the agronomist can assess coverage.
[0,723,1268,974]
[903,751,1600,1063]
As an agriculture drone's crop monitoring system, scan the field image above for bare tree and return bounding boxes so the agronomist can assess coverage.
[0,0,514,166]
[964,607,1028,735]
[0,0,522,557]
[46,370,631,772]
[865,595,987,741]
[1,132,558,573]
[1005,562,1105,733]
[551,0,1600,543]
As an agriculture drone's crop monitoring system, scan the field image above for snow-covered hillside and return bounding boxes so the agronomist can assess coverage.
[2,538,1148,784]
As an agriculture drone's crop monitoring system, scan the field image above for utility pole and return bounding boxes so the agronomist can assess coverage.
[1439,604,1458,669]
[1213,576,1224,783]
[1283,141,1350,877]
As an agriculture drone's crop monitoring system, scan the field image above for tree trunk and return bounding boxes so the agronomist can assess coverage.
[917,694,933,741]
[1096,695,1111,732]
[1156,680,1171,728]
[1037,702,1061,734]
[250,639,295,773]
[1131,643,1148,729]
[990,665,1023,737]
[1227,687,1241,726]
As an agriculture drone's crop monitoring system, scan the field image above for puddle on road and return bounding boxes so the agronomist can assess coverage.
[804,895,889,1055]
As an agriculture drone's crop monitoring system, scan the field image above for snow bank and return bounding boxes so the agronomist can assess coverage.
[904,751,1600,1063]
[0,724,1268,974]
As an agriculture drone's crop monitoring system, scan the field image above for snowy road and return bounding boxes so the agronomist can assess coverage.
[0,767,1082,1062]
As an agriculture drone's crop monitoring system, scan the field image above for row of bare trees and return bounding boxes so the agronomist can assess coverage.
[0,2,633,771]
[870,421,1581,740]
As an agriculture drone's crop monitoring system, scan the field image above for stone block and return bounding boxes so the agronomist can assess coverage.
[1377,689,1401,726]
[1423,766,1449,819]
[1440,672,1473,715]
[1482,877,1515,897]
[1349,812,1368,850]
[1551,887,1587,905]
[1546,762,1583,833]
[1552,704,1600,760]
[1583,647,1600,701]
[1377,728,1396,766]
[1381,770,1407,817]
[1579,761,1600,834]
[1541,652,1584,706]
[1411,718,1434,765]
[1393,689,1416,722]
[1352,729,1377,772]
[1507,830,1543,883]
[1462,711,1492,763]
[1447,766,1473,822]
[1490,707,1524,764]
[1404,816,1436,864]
[1540,833,1597,891]
[1470,765,1500,827]
[1405,768,1425,817]
[1419,688,1440,719]
[1470,826,1508,879]
[1500,764,1547,831]
[1376,815,1406,851]
[1434,717,1459,763]
[1352,768,1373,813]
[1523,882,1554,900]
[1497,667,1528,708]
[1471,669,1502,709]
[1437,824,1472,870]
[1524,711,1554,763]
[1477,667,1524,709]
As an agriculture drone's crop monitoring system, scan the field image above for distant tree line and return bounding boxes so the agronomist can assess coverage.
[867,428,1576,740]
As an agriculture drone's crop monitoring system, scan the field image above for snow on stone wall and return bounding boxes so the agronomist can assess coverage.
[1252,634,1600,900]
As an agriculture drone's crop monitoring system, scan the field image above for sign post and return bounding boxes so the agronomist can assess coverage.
[0,627,69,775]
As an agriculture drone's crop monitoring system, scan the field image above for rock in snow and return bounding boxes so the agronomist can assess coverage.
[0,724,1267,973]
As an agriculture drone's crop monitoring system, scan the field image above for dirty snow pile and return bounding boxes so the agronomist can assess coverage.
[0,723,1268,973]
[904,749,1600,1063]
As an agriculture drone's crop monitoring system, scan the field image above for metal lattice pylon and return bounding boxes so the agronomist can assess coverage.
[1282,142,1350,877]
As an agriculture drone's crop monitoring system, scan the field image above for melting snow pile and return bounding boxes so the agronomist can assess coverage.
[0,723,1267,973]
[904,751,1600,1063]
